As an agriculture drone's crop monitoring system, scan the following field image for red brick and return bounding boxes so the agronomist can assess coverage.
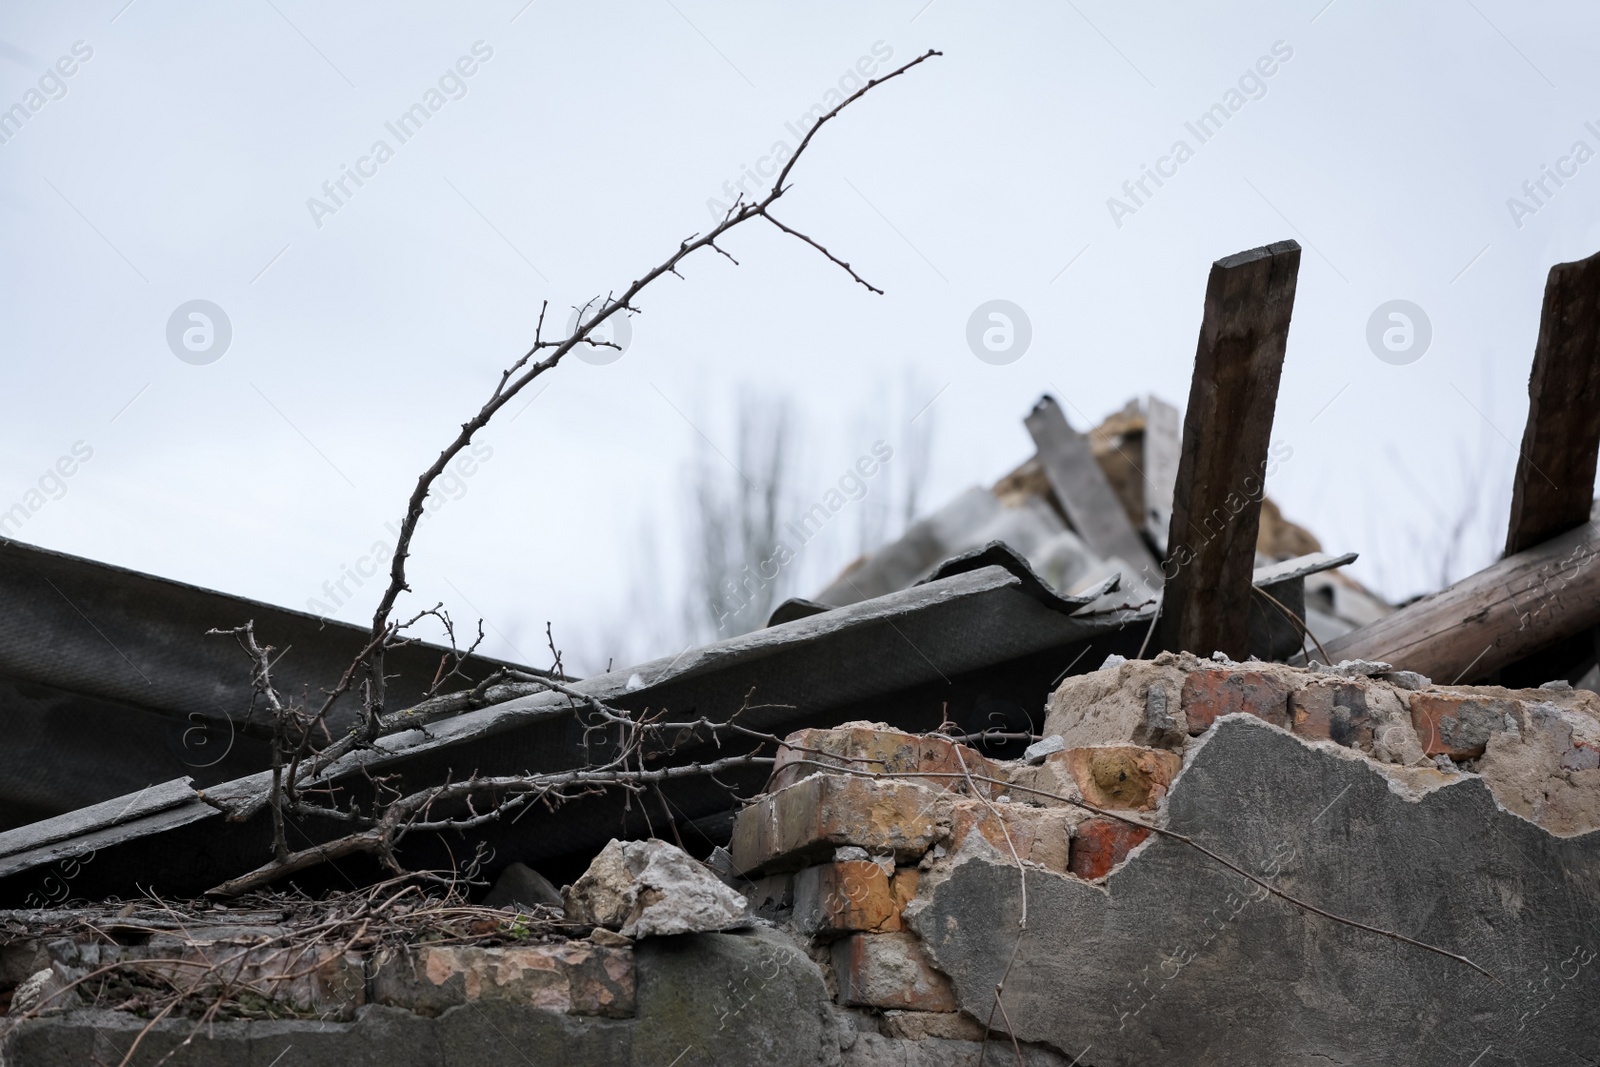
[371,943,634,1018]
[1057,745,1183,811]
[945,800,1074,872]
[1291,681,1375,751]
[794,860,902,936]
[1180,669,1291,734]
[1067,817,1152,880]
[770,725,999,796]
[1410,693,1518,759]
[730,773,942,874]
[832,932,958,1011]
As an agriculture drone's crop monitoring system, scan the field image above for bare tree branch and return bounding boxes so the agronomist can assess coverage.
[362,48,943,721]
[202,49,944,895]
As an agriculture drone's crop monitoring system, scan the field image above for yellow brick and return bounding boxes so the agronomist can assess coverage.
[1056,745,1182,811]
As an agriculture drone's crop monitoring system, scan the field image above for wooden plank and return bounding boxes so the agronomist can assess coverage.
[1159,240,1301,658]
[1309,520,1600,683]
[1025,395,1162,592]
[1505,249,1600,556]
[1142,395,1181,554]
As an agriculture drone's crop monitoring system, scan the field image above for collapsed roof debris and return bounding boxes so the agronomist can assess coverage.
[811,394,1388,644]
[0,540,537,831]
[7,660,1598,1064]
[6,242,1600,1065]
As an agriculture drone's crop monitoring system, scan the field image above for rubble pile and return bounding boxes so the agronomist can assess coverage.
[7,242,1600,1063]
[11,653,1595,1065]
[721,655,1600,1065]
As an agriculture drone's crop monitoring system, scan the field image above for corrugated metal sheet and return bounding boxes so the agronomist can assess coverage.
[0,554,1149,902]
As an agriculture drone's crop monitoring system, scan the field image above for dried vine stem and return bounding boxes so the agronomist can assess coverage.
[207,684,793,898]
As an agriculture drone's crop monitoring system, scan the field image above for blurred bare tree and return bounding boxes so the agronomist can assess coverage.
[1366,419,1510,603]
[688,394,797,642]
[851,372,935,559]
[576,377,939,673]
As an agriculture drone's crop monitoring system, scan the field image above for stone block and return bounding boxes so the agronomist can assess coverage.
[945,800,1077,872]
[832,932,958,1011]
[1004,758,1082,809]
[564,839,748,938]
[6,963,82,1017]
[793,860,902,936]
[1067,817,1151,880]
[731,773,942,874]
[1024,735,1065,763]
[630,928,839,1067]
[1056,745,1183,811]
[1181,669,1292,734]
[770,723,999,796]
[1042,658,1191,750]
[370,942,634,1018]
[1410,693,1519,759]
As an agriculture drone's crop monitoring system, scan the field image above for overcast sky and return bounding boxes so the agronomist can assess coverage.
[3,0,1597,673]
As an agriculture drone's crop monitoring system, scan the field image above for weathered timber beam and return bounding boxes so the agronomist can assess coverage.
[1505,248,1600,556]
[1308,519,1600,683]
[1158,239,1301,658]
[1025,395,1162,591]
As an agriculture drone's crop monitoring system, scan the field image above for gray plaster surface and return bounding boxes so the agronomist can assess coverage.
[910,715,1600,1066]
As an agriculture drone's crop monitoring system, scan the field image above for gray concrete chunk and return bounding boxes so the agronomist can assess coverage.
[911,716,1600,1066]
[1023,736,1065,764]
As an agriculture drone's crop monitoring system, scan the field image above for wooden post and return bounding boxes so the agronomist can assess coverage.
[1504,249,1600,556]
[1159,240,1301,658]
[1025,396,1162,592]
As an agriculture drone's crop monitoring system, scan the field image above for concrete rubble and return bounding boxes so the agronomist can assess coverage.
[563,837,750,939]
[812,396,1395,643]
[11,655,1595,1064]
[8,243,1600,1063]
